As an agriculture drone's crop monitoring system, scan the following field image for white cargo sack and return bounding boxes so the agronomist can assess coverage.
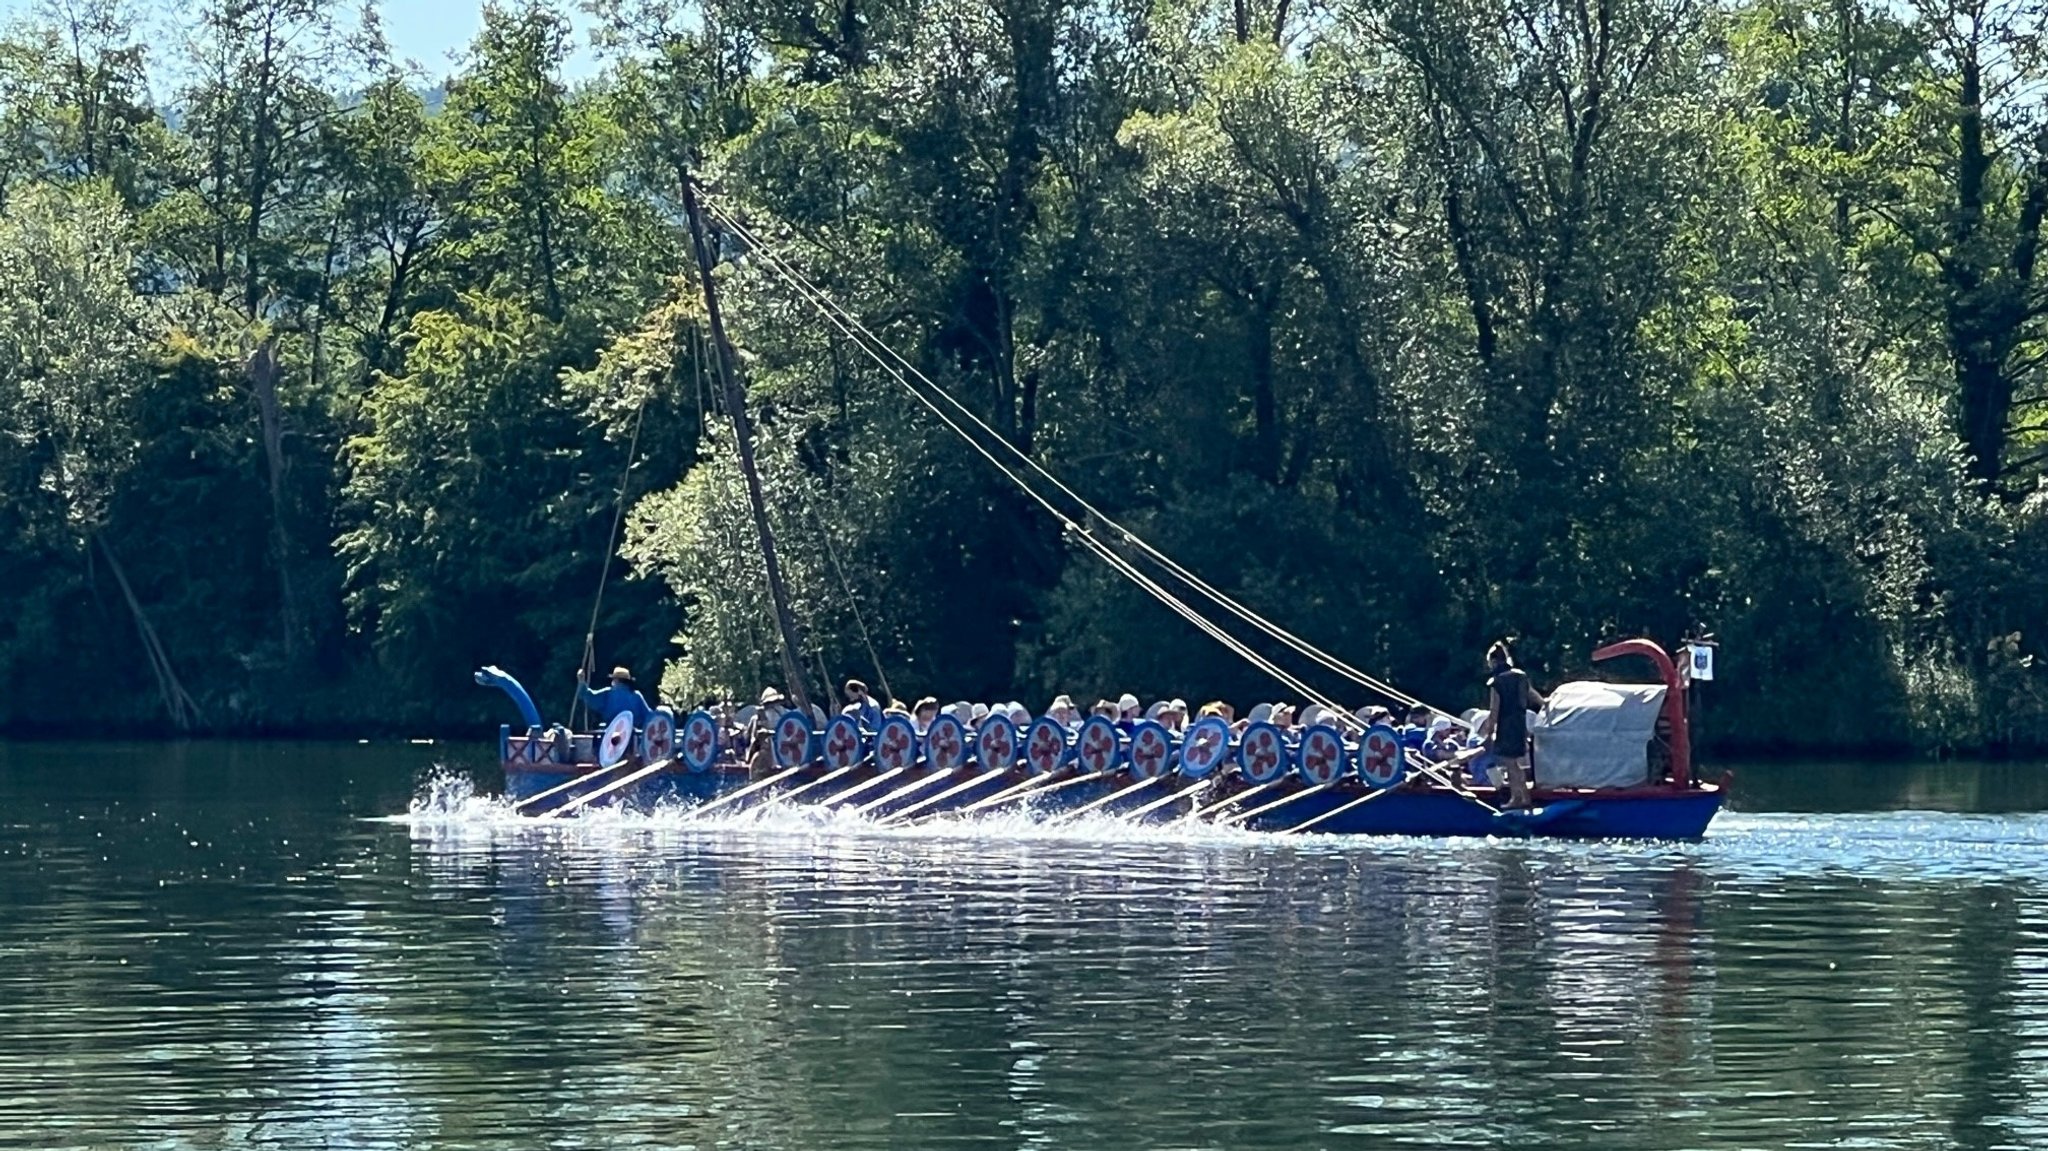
[1532,681,1666,789]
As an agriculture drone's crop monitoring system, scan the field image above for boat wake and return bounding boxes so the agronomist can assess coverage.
[391,768,1280,848]
[388,771,2048,884]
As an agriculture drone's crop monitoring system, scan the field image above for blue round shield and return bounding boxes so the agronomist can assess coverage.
[1074,716,1121,774]
[1358,723,1406,789]
[874,715,919,771]
[1177,716,1231,779]
[771,710,814,770]
[1237,721,1290,784]
[681,710,721,773]
[1296,724,1346,785]
[976,714,1020,771]
[924,714,968,773]
[821,714,866,770]
[1024,718,1070,775]
[642,709,676,765]
[1127,720,1174,779]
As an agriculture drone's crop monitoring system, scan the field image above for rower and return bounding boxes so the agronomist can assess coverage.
[842,678,883,731]
[577,666,653,728]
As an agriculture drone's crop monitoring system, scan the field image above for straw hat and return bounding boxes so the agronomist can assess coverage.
[1247,703,1273,725]
[610,666,633,682]
[759,687,785,705]
[1145,701,1168,720]
[1050,693,1075,712]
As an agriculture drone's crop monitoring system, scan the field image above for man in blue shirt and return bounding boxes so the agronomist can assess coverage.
[841,678,883,731]
[578,666,653,727]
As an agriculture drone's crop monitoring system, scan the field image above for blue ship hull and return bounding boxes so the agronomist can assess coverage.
[503,759,1724,841]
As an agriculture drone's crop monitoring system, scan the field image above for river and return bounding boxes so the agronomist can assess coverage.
[2,741,2046,1148]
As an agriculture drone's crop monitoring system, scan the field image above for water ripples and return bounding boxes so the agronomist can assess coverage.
[2,749,2047,1148]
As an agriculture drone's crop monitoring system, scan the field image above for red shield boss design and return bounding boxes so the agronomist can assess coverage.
[1128,721,1171,779]
[1239,722,1287,784]
[1298,725,1344,785]
[876,717,917,770]
[1026,719,1067,775]
[926,716,967,772]
[1359,724,1405,788]
[976,716,1017,770]
[643,712,675,763]
[822,715,864,769]
[1076,717,1118,773]
[1179,717,1230,779]
[773,713,813,769]
[682,711,720,772]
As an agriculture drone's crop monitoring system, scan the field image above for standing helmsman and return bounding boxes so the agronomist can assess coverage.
[578,666,653,727]
[1476,640,1546,810]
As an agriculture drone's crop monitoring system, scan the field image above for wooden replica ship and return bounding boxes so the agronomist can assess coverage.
[477,175,1725,842]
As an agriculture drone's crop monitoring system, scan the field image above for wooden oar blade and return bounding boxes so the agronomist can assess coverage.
[536,758,674,820]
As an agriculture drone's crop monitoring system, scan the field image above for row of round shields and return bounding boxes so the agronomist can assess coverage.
[593,710,680,769]
[704,708,1409,789]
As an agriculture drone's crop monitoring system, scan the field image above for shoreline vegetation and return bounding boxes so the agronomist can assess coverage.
[2,0,2046,756]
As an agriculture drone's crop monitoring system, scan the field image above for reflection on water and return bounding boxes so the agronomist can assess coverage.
[0,743,2046,1149]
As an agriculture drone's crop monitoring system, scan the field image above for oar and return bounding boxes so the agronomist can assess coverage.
[511,760,638,815]
[1217,780,1342,828]
[1281,786,1395,834]
[1047,775,1162,825]
[683,763,810,820]
[535,758,674,820]
[1121,778,1210,823]
[817,765,914,809]
[873,769,1009,826]
[766,761,864,807]
[1408,752,1503,816]
[849,768,969,819]
[949,768,1114,818]
[1182,779,1282,824]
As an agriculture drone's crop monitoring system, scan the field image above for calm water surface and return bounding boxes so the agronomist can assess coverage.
[3,743,2048,1149]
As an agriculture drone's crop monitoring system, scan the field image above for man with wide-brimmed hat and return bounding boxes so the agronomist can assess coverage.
[577,665,653,727]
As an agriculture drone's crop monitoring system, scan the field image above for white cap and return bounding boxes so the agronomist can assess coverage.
[1008,703,1029,724]
[1247,703,1273,725]
[1145,701,1167,720]
[1117,692,1140,712]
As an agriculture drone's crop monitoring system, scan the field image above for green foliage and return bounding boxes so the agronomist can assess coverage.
[0,0,2042,751]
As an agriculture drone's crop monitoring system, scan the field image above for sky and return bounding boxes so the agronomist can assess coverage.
[0,1,602,86]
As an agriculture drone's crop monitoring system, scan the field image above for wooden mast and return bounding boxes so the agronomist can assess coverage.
[680,171,813,715]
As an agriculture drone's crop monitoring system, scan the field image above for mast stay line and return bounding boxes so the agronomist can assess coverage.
[701,196,1461,728]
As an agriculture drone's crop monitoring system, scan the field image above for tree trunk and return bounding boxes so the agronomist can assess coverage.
[248,338,299,658]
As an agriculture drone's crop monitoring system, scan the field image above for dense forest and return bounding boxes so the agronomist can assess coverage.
[1,0,2045,753]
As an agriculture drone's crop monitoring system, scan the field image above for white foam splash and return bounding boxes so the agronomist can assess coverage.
[387,772,1285,848]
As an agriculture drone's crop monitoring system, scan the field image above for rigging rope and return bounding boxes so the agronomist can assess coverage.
[699,205,1369,730]
[571,385,653,730]
[701,197,1468,728]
